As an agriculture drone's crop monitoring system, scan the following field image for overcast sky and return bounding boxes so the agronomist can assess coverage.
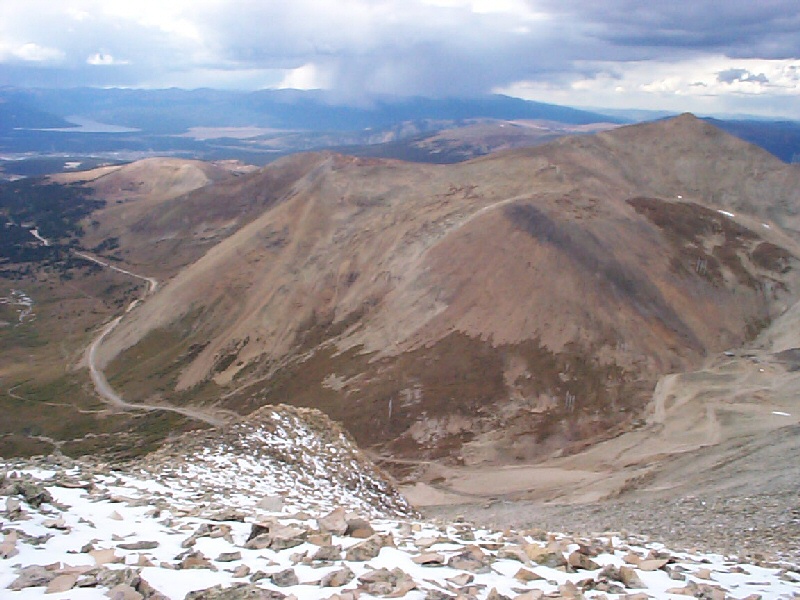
[1,0,799,118]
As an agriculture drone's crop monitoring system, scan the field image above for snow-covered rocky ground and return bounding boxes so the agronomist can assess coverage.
[1,405,799,600]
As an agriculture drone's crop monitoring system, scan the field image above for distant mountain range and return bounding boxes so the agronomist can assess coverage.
[1,87,799,178]
[1,87,620,133]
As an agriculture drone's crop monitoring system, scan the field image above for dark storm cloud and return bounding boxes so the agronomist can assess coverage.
[189,1,583,98]
[537,0,800,58]
[1,0,798,118]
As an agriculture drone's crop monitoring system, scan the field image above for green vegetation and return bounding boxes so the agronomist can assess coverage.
[627,196,790,290]
[0,178,103,273]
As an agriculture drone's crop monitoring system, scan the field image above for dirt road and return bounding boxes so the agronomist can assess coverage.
[79,252,230,427]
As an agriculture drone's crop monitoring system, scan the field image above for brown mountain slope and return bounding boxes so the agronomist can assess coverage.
[366,119,620,162]
[59,155,334,278]
[93,114,800,464]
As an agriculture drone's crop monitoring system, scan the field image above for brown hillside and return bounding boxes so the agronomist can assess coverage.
[67,155,332,277]
[92,115,800,465]
[406,119,619,160]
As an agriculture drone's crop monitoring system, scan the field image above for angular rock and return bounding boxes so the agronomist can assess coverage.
[558,581,582,599]
[345,517,375,539]
[454,526,476,542]
[695,568,713,580]
[524,544,566,568]
[106,583,143,600]
[118,541,159,550]
[308,532,333,547]
[425,590,455,600]
[623,552,642,566]
[244,536,271,550]
[6,496,22,517]
[233,565,251,578]
[514,568,543,582]
[568,551,600,571]
[498,546,531,565]
[666,581,700,597]
[447,549,491,573]
[95,566,142,589]
[345,538,382,562]
[89,548,122,566]
[318,507,348,535]
[344,534,392,561]
[43,517,69,530]
[412,552,446,566]
[135,555,155,567]
[664,565,688,581]
[320,566,355,587]
[357,572,408,599]
[246,521,273,542]
[14,480,53,508]
[272,530,308,551]
[0,532,18,559]
[619,566,646,589]
[180,551,215,570]
[514,591,544,600]
[209,525,234,542]
[256,496,284,512]
[246,523,307,551]
[327,593,359,600]
[216,551,242,563]
[46,573,79,594]
[415,536,442,549]
[249,571,269,583]
[271,568,299,587]
[486,589,511,600]
[387,579,417,598]
[8,565,56,590]
[185,584,287,599]
[447,573,474,586]
[75,572,100,588]
[208,509,246,522]
[361,581,393,596]
[638,558,669,571]
[358,567,410,588]
[312,545,342,562]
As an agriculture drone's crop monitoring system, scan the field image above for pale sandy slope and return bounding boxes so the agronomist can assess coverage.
[403,288,800,506]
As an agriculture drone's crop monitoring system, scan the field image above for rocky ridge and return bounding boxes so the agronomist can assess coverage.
[132,404,411,518]
[1,405,799,600]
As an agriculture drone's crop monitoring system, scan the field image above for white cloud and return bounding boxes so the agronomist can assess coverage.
[497,55,800,117]
[87,52,129,66]
[13,43,64,62]
[277,63,329,90]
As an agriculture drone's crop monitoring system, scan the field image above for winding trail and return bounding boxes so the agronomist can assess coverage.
[74,252,157,295]
[7,384,25,401]
[78,251,229,427]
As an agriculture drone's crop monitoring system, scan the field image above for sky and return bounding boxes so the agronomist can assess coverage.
[1,0,799,118]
